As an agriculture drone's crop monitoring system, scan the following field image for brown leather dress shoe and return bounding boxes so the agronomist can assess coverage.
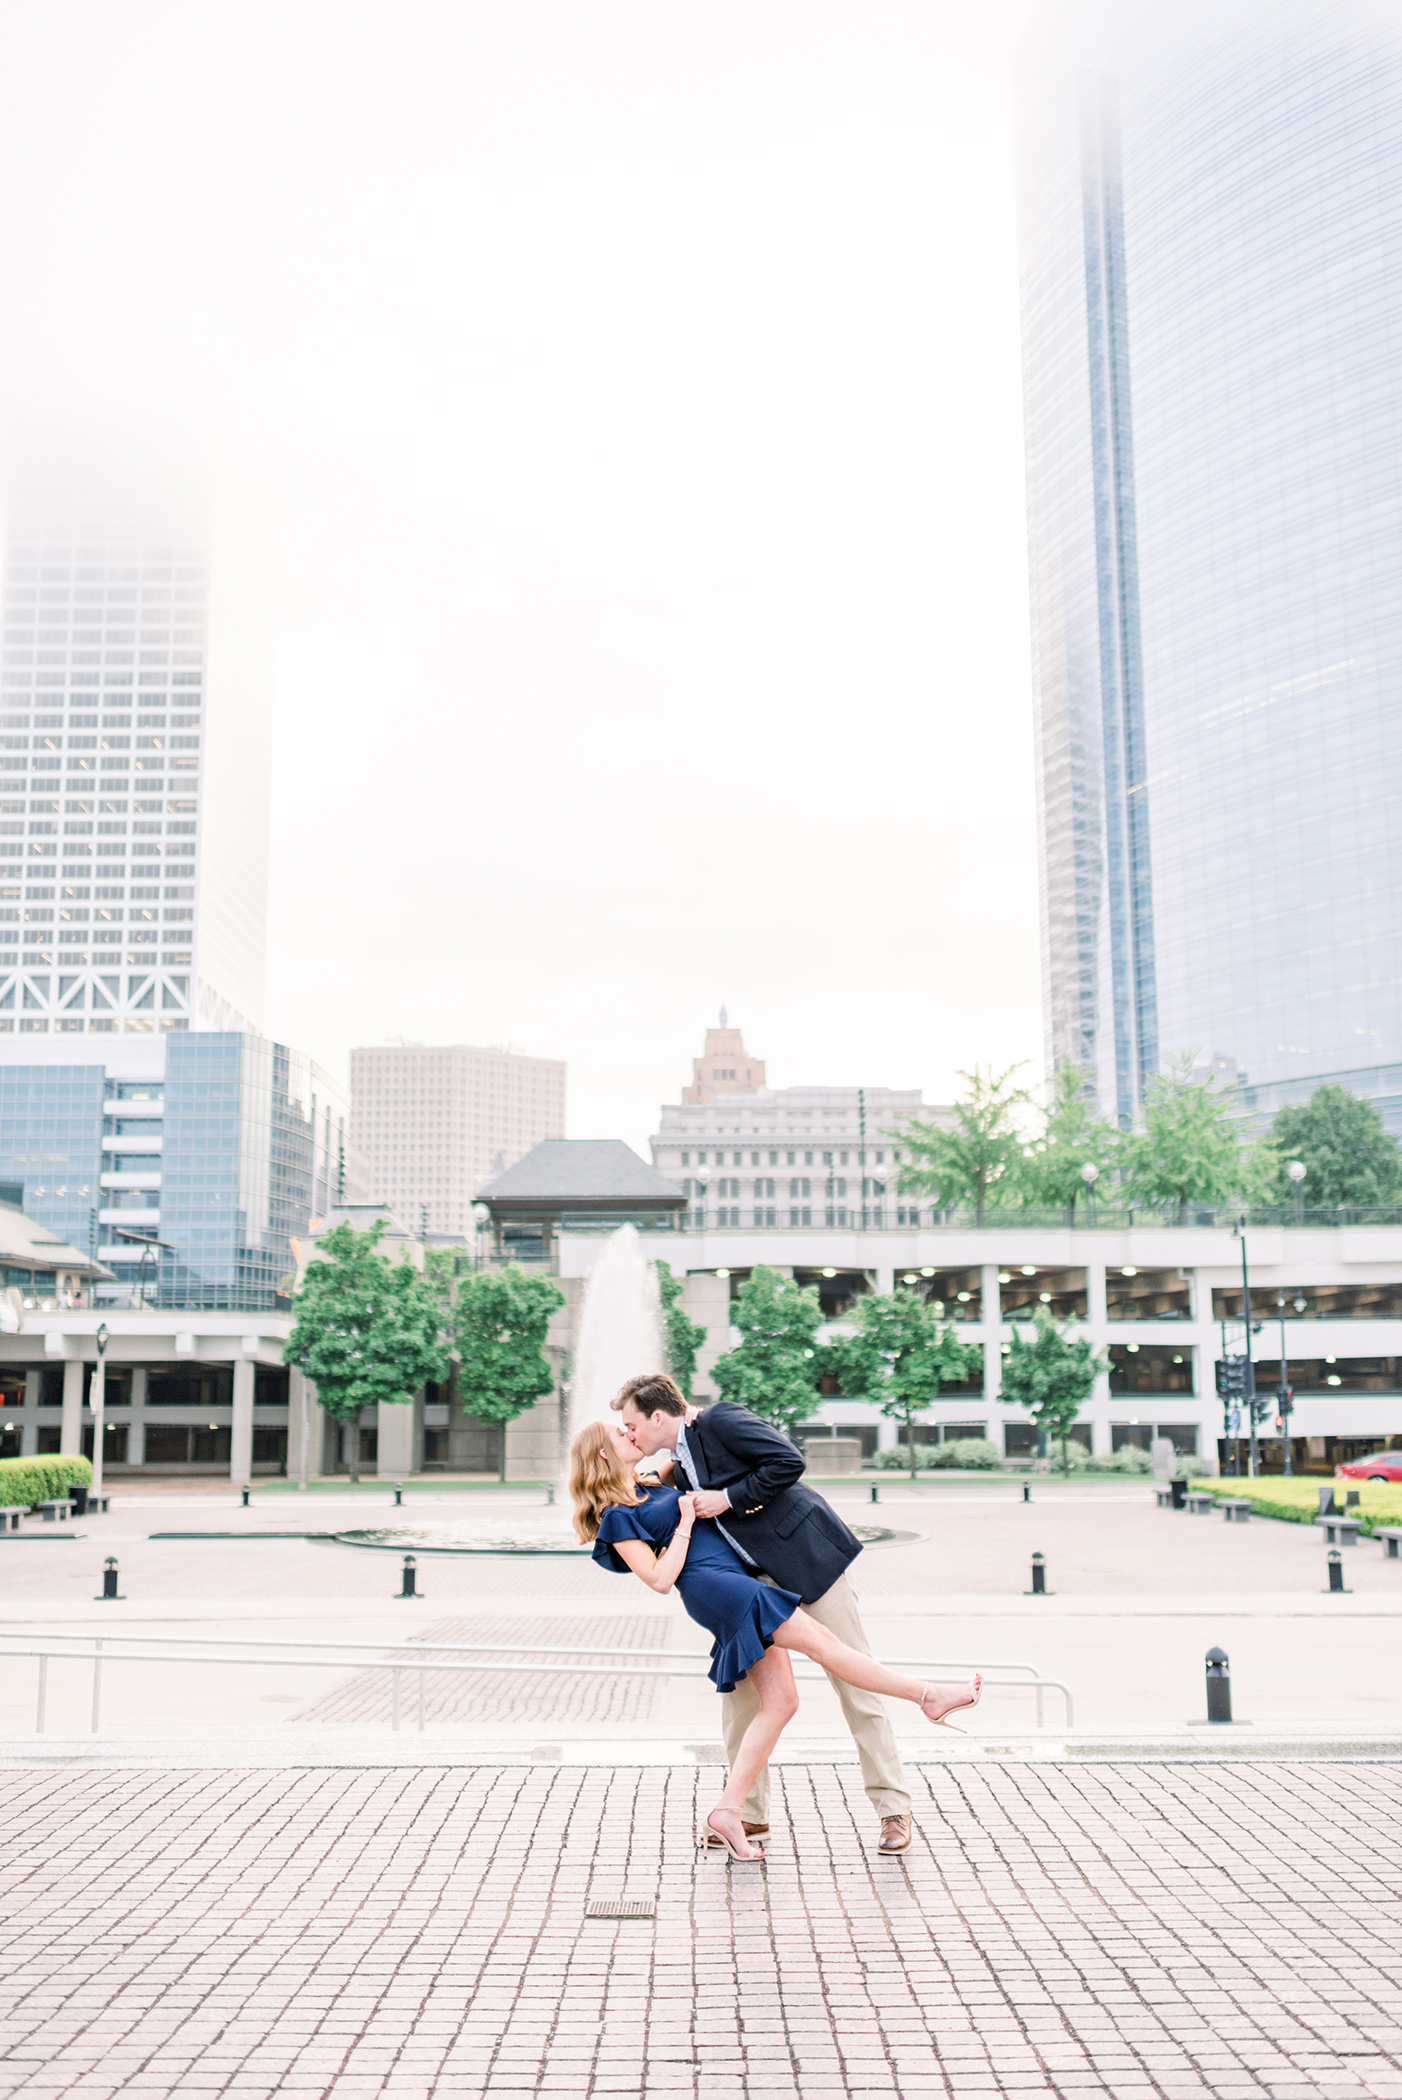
[877,1814,913,1854]
[704,1820,769,1849]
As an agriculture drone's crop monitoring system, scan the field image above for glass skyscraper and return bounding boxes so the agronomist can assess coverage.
[0,453,366,1303]
[1021,0,1402,1126]
[0,466,270,1039]
[0,1032,355,1309]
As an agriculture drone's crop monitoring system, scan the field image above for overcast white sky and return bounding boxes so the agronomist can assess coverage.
[0,0,1042,1152]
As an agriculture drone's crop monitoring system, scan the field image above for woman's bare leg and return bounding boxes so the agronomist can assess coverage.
[707,1647,798,1859]
[772,1609,980,1724]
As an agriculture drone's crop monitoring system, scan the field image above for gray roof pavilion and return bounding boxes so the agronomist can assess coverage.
[477,1140,685,1233]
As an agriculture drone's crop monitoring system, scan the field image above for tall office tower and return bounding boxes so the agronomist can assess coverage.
[350,1042,566,1236]
[1021,0,1402,1129]
[0,475,270,1038]
[0,1030,357,1307]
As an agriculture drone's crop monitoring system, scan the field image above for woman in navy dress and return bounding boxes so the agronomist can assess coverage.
[569,1419,980,1862]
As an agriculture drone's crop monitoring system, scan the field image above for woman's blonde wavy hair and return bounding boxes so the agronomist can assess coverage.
[569,1418,647,1544]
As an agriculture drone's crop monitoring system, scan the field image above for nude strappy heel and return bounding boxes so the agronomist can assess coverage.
[920,1672,982,1733]
[700,1811,765,1862]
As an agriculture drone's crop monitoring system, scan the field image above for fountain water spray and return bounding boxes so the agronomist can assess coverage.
[569,1224,665,1442]
[329,1225,668,1559]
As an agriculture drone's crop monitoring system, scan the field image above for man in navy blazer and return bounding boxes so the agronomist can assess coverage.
[613,1371,915,1855]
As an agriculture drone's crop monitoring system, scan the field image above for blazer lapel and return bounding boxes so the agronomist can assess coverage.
[685,1418,711,1488]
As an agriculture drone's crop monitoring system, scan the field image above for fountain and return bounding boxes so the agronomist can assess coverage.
[568,1223,664,1438]
[334,1226,665,1557]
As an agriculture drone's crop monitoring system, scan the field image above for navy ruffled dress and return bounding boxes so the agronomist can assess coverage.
[592,1485,802,1693]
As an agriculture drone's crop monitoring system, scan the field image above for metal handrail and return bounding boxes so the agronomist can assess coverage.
[1,1629,1074,1735]
[0,1627,1050,1674]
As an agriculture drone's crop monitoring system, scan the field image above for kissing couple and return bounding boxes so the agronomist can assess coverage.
[569,1371,980,1863]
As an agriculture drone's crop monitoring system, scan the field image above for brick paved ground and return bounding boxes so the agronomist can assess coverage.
[3,1759,1401,2099]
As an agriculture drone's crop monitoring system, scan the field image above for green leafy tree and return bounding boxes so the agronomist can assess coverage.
[422,1246,461,1311]
[1016,1063,1122,1218]
[833,1290,981,1480]
[284,1222,452,1465]
[710,1263,823,1437]
[1122,1054,1252,1223]
[1268,1083,1402,1207]
[653,1258,707,1399]
[454,1265,565,1437]
[997,1307,1106,1475]
[892,1063,1030,1225]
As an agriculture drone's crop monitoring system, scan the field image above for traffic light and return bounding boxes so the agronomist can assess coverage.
[1216,1356,1247,1398]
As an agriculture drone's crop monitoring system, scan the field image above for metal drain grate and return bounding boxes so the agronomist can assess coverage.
[585,1898,655,1919]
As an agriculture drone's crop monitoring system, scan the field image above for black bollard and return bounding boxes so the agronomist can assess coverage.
[99,1557,120,1602]
[398,1554,419,1600]
[1022,1480,1031,1505]
[393,1483,403,1508]
[1031,1551,1046,1595]
[1327,1549,1346,1593]
[870,1482,879,1505]
[1205,1646,1232,1722]
[241,1484,250,1508]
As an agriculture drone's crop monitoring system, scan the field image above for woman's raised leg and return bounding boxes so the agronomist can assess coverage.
[706,1646,798,1860]
[772,1609,980,1727]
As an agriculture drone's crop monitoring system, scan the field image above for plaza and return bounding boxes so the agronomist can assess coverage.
[3,1476,1402,2098]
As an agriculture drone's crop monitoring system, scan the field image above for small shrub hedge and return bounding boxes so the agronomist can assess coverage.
[876,1438,1003,1472]
[0,1453,93,1507]
[1195,1475,1402,1536]
[1016,1446,1212,1478]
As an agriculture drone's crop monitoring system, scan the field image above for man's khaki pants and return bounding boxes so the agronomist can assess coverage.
[721,1569,911,1823]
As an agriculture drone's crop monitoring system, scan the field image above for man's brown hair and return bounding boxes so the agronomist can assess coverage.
[611,1371,687,1418]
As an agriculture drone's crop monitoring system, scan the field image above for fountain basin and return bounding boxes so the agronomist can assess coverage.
[331,1523,920,1555]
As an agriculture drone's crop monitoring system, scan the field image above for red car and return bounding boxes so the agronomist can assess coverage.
[1336,1451,1402,1484]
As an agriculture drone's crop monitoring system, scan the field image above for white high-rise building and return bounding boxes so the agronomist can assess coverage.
[0,478,270,1037]
[350,1041,566,1238]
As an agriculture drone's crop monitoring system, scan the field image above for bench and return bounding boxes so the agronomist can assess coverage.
[1186,1492,1217,1515]
[1315,1515,1363,1546]
[1377,1528,1402,1561]
[0,1508,20,1532]
[33,1498,70,1523]
[1219,1499,1252,1523]
[1155,1487,1175,1509]
[74,1492,110,1515]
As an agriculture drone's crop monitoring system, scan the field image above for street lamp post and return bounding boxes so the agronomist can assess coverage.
[1234,1221,1260,1478]
[1287,1159,1306,1226]
[90,1320,109,1498]
[1275,1290,1295,1477]
[1080,1160,1098,1226]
